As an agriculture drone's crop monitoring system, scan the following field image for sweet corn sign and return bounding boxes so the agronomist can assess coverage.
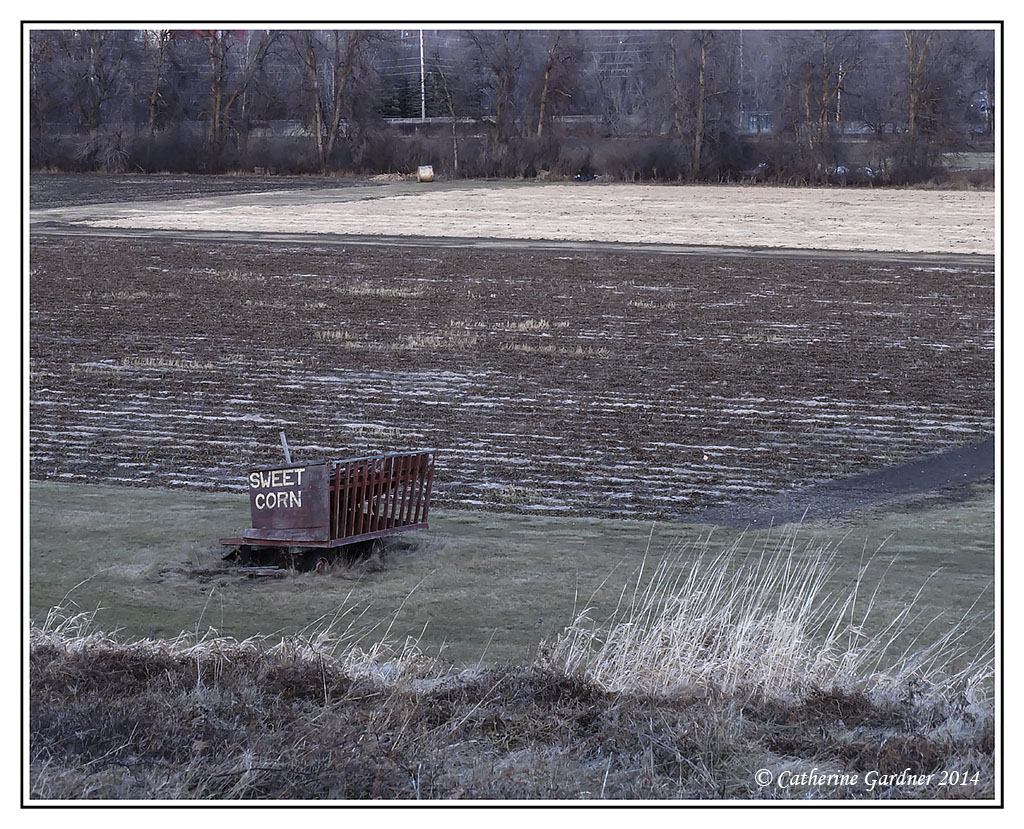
[246,461,331,543]
[249,466,308,510]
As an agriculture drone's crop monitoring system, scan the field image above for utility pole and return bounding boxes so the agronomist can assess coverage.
[738,29,744,129]
[836,60,842,122]
[420,29,426,120]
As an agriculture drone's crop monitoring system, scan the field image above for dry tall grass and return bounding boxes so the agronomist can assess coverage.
[543,534,994,720]
[29,533,995,801]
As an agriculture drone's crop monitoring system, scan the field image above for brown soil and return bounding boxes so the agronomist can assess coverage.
[28,235,994,519]
[29,171,371,209]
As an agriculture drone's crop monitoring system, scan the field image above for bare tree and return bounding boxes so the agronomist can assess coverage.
[42,30,133,145]
[778,30,860,180]
[687,30,737,179]
[665,33,687,140]
[28,32,58,151]
[466,30,524,153]
[202,29,277,163]
[654,30,737,179]
[905,30,935,143]
[529,31,580,138]
[434,55,461,174]
[293,30,366,173]
[145,30,173,146]
[586,31,657,136]
[37,30,139,170]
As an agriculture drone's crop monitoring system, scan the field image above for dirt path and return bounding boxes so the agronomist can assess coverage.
[30,222,993,269]
[679,438,995,526]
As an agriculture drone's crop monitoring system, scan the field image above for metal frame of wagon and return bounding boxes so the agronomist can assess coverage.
[220,450,436,550]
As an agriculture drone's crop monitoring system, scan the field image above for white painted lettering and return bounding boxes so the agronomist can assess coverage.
[251,467,310,511]
[254,491,304,511]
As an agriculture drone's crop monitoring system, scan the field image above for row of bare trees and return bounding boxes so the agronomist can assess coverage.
[28,28,995,183]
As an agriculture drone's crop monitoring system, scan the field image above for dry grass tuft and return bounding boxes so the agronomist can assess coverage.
[449,319,573,333]
[541,534,993,719]
[118,356,218,371]
[490,484,544,505]
[627,298,676,311]
[501,342,610,357]
[336,282,425,299]
[343,423,415,442]
[399,331,479,350]
[98,289,155,301]
[311,328,353,342]
[309,329,478,351]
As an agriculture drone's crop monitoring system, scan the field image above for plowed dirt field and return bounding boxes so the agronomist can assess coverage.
[29,232,994,518]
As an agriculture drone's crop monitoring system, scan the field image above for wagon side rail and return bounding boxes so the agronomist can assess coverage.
[329,451,435,546]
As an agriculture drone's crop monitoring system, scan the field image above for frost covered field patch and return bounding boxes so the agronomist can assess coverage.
[41,181,996,255]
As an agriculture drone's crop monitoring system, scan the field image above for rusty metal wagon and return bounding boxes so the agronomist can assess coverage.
[220,449,435,569]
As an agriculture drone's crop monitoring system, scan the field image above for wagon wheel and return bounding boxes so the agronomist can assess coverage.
[300,549,329,572]
[369,538,388,563]
[227,544,253,565]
